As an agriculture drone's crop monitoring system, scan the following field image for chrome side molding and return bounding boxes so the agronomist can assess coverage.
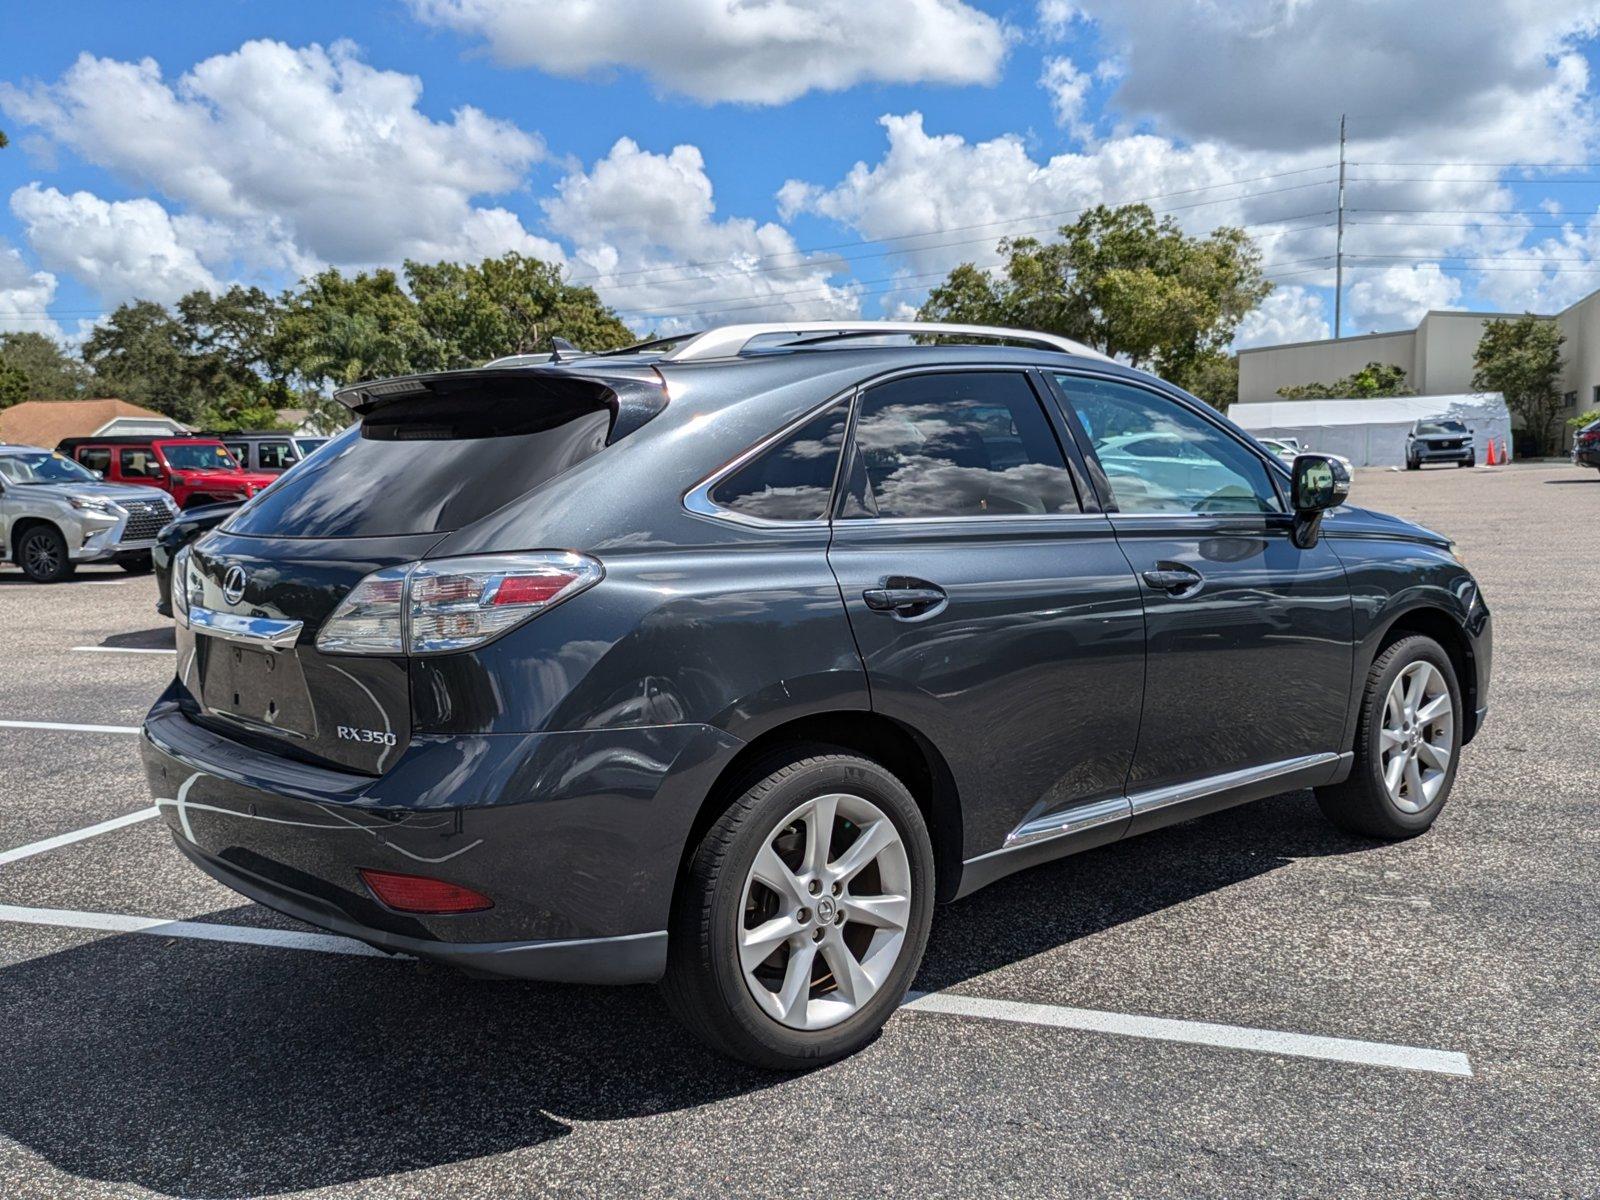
[189,605,304,651]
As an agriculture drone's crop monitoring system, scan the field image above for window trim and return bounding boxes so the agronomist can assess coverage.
[682,392,855,529]
[1042,368,1291,517]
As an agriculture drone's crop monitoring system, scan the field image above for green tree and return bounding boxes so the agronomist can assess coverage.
[1473,314,1566,454]
[1171,351,1239,410]
[919,204,1270,376]
[81,301,206,421]
[0,332,92,400]
[177,285,294,430]
[1568,408,1599,430]
[0,356,28,410]
[1278,361,1415,399]
[406,252,634,367]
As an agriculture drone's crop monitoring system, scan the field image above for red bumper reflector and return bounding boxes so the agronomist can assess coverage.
[491,572,578,605]
[359,868,494,914]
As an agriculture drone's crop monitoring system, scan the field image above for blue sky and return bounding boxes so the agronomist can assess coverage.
[4,0,1600,349]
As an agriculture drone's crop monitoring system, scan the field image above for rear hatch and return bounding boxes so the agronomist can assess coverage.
[174,365,665,774]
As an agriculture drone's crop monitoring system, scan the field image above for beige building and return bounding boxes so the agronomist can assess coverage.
[1238,291,1600,449]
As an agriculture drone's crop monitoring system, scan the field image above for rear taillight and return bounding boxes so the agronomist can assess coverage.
[315,551,602,657]
[171,546,199,624]
[359,868,493,914]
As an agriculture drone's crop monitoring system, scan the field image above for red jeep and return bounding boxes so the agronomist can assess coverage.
[59,436,279,509]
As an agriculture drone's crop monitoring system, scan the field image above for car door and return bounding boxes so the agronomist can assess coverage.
[825,368,1147,870]
[1047,372,1353,820]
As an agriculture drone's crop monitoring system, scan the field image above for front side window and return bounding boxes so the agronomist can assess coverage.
[119,447,161,478]
[258,441,295,469]
[845,372,1079,519]
[707,402,849,522]
[1054,374,1281,516]
[77,447,111,474]
[224,442,250,465]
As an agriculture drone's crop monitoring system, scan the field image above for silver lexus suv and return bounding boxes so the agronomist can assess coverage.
[0,443,178,582]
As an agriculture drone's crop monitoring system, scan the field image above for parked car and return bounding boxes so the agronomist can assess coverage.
[1572,417,1600,471]
[0,443,177,582]
[1256,436,1301,464]
[153,502,240,616]
[59,436,278,508]
[209,431,332,474]
[140,321,1491,1070]
[1405,419,1475,469]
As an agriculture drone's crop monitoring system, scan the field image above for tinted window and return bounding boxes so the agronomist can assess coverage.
[258,441,295,469]
[163,442,238,471]
[845,372,1079,519]
[226,394,611,538]
[77,447,111,474]
[119,448,161,478]
[709,402,847,521]
[1054,375,1281,515]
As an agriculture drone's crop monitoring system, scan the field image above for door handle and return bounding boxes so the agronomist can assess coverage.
[1141,566,1204,594]
[863,585,947,614]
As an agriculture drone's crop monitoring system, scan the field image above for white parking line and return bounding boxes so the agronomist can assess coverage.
[901,992,1473,1077]
[0,719,141,735]
[0,807,159,866]
[0,904,390,958]
[71,646,174,655]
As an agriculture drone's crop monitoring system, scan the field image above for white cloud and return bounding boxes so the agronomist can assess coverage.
[0,39,553,274]
[9,185,219,308]
[1069,0,1600,159]
[1040,57,1093,141]
[1234,286,1328,349]
[1347,264,1463,330]
[407,0,1009,104]
[0,237,60,338]
[545,138,857,331]
[1035,1,1083,39]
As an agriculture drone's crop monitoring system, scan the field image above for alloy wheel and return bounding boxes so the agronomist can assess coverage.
[738,792,911,1031]
[23,533,61,578]
[1379,660,1454,813]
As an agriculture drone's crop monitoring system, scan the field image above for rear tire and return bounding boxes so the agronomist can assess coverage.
[17,525,74,583]
[663,751,934,1070]
[1316,635,1462,839]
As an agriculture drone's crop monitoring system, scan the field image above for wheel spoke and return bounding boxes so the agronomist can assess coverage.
[1417,739,1451,772]
[842,892,909,930]
[1384,752,1407,795]
[820,937,873,1007]
[803,794,839,878]
[1404,755,1425,803]
[1379,727,1404,752]
[1416,693,1451,725]
[752,842,805,907]
[829,818,894,885]
[774,939,817,1022]
[740,914,801,974]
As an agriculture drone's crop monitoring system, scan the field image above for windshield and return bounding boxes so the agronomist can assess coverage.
[0,451,102,485]
[161,442,240,471]
[1416,420,1467,435]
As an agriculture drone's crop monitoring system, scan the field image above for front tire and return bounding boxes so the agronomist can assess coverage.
[1406,454,1420,470]
[117,552,154,574]
[663,751,935,1070]
[17,525,74,583]
[1316,635,1462,839]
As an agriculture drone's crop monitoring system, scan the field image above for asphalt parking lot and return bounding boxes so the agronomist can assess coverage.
[1,461,1596,1199]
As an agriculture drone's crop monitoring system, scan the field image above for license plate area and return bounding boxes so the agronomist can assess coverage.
[197,637,318,741]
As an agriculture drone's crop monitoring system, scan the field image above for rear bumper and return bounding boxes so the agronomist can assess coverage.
[140,687,743,982]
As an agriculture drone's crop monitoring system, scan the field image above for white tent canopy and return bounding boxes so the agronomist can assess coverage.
[1230,393,1512,468]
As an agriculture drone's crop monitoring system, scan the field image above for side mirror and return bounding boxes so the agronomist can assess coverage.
[1290,453,1351,549]
[91,469,105,481]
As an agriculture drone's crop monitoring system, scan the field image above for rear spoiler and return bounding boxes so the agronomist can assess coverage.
[333,364,668,443]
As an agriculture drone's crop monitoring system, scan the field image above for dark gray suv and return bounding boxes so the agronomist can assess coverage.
[140,321,1491,1069]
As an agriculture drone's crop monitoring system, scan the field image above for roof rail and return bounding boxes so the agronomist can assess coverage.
[657,321,1111,363]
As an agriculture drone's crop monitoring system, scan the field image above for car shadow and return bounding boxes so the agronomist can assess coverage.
[0,789,1374,1196]
[1543,476,1599,484]
[96,626,176,650]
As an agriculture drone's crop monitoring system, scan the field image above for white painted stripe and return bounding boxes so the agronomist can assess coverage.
[71,646,174,655]
[0,807,159,866]
[901,992,1472,1077]
[0,904,391,958]
[0,719,141,735]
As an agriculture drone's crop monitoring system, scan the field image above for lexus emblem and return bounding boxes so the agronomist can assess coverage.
[222,565,248,606]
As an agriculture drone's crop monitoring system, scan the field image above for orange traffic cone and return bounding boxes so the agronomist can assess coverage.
[1485,439,1497,467]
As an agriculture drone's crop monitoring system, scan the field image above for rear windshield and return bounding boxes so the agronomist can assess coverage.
[225,393,611,538]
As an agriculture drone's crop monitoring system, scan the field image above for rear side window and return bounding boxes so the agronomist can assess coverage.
[225,394,612,538]
[845,371,1079,519]
[707,402,848,521]
[119,448,161,478]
